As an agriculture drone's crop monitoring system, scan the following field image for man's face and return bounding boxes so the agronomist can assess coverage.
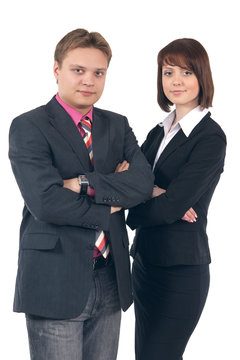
[54,47,108,114]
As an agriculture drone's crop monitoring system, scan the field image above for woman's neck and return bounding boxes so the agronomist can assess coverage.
[174,103,199,125]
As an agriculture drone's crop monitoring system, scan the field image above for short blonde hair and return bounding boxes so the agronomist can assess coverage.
[54,28,112,67]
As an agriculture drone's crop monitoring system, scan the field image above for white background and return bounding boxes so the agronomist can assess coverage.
[1,0,239,359]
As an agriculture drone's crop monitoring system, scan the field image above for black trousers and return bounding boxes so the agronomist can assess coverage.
[132,254,210,360]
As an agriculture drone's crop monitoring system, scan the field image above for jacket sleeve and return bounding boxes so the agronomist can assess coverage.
[9,116,111,230]
[86,117,154,209]
[127,133,226,229]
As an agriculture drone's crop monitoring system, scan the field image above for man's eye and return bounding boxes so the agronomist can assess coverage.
[74,69,83,73]
[95,71,104,77]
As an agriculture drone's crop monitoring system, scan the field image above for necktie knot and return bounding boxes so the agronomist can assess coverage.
[80,116,92,134]
[79,116,93,164]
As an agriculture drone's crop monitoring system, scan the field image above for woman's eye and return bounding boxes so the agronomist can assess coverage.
[184,70,192,75]
[163,71,172,76]
[74,69,83,73]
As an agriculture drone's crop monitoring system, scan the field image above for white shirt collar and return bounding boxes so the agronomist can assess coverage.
[160,106,209,137]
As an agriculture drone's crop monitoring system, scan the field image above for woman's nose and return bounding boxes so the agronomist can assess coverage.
[173,75,182,86]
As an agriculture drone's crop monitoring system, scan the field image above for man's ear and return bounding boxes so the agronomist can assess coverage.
[53,61,60,81]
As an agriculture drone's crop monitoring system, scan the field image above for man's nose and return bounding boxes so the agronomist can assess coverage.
[82,73,94,86]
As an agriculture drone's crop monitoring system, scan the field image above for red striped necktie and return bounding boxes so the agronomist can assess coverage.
[80,117,93,165]
[79,117,110,258]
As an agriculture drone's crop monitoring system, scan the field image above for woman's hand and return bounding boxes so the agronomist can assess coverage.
[181,208,197,223]
[151,185,197,223]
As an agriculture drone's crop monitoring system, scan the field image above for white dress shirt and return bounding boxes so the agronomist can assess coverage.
[153,106,209,170]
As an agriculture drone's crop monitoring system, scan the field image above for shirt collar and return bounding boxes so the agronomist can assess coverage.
[55,93,93,127]
[160,106,209,137]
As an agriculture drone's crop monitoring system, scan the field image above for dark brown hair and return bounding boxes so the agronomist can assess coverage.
[157,38,214,112]
[54,28,112,67]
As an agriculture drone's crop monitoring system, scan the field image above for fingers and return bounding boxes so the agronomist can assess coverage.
[115,160,130,173]
[188,207,197,218]
[63,178,80,193]
[110,206,122,214]
[181,208,198,223]
[152,186,166,198]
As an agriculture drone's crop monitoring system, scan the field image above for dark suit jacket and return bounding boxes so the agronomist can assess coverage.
[127,112,226,266]
[9,96,154,319]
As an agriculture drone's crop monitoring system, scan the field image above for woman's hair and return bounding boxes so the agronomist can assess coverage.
[54,28,112,67]
[157,38,214,112]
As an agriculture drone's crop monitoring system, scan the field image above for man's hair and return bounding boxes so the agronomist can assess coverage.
[54,28,112,67]
[157,38,214,112]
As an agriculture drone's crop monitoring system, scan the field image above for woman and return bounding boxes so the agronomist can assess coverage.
[127,38,226,360]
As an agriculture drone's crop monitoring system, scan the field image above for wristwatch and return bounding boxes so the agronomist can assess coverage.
[78,175,89,195]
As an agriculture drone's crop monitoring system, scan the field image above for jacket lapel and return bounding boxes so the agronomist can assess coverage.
[154,129,187,172]
[91,108,109,172]
[152,113,211,173]
[46,97,92,170]
[143,125,164,168]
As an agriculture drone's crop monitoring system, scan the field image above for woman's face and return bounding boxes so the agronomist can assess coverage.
[162,64,200,111]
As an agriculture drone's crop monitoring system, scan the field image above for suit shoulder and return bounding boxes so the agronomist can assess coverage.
[206,115,226,142]
[193,113,226,144]
[11,105,46,128]
[146,124,162,138]
[94,107,126,121]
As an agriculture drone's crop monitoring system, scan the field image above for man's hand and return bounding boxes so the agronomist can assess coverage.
[152,185,166,198]
[63,178,80,193]
[110,161,130,213]
[64,162,130,210]
[115,160,130,173]
[63,178,94,196]
[63,178,122,214]
[110,206,122,214]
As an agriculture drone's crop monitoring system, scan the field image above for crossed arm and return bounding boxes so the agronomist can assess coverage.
[63,161,197,223]
[151,185,197,223]
[63,161,130,214]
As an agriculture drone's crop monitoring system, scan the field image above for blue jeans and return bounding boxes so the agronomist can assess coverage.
[26,263,121,360]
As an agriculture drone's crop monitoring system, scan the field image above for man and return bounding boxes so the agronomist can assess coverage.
[9,29,154,360]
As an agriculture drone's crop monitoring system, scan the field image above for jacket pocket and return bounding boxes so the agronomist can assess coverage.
[21,234,59,250]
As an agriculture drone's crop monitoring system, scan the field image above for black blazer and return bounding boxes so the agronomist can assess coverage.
[127,112,226,266]
[9,96,154,319]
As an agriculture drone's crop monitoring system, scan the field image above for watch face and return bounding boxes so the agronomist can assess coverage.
[81,176,87,182]
[79,175,88,185]
[78,175,88,195]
